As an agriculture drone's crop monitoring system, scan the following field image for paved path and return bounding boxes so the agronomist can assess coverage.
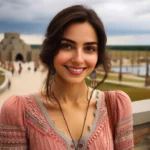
[0,62,46,108]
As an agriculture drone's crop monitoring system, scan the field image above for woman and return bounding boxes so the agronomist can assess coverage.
[0,5,134,150]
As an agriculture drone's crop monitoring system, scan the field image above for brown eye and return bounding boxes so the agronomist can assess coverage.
[85,46,97,52]
[60,43,73,50]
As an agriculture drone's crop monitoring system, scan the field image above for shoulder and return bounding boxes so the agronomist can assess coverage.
[0,95,26,126]
[100,90,132,120]
[1,94,36,111]
[0,94,36,126]
[115,90,131,102]
[96,89,131,101]
[1,95,25,113]
[114,90,132,116]
[115,90,132,121]
[107,90,132,120]
[103,90,131,107]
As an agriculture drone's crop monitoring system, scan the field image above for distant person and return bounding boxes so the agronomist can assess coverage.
[19,63,22,68]
[11,64,15,76]
[18,67,22,75]
[34,63,38,72]
[8,79,11,89]
[0,5,134,149]
[34,66,37,72]
[28,67,31,71]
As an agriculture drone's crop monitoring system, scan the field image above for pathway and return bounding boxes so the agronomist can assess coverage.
[0,62,46,108]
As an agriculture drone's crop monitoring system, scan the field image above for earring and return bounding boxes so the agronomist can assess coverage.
[89,69,97,88]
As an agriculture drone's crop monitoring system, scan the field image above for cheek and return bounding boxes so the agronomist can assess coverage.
[54,52,70,66]
[87,55,98,68]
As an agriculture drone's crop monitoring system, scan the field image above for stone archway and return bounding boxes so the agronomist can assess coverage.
[15,53,24,61]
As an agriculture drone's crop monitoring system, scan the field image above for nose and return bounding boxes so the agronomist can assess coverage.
[71,49,84,64]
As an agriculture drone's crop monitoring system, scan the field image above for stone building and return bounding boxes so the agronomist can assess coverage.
[0,32,40,63]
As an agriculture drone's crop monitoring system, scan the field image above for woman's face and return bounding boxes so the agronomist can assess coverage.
[54,22,98,84]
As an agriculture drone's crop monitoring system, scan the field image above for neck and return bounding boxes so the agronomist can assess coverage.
[51,76,88,104]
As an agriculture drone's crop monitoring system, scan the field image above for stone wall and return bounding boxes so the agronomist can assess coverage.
[132,100,150,149]
[4,32,20,39]
[134,123,150,149]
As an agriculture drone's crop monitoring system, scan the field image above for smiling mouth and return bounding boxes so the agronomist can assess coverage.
[64,65,87,74]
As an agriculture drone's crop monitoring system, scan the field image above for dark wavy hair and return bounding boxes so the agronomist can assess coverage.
[39,5,111,96]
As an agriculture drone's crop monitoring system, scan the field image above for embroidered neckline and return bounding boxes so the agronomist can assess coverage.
[33,90,102,150]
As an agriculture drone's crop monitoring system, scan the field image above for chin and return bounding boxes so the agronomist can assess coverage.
[56,73,87,84]
[64,78,85,85]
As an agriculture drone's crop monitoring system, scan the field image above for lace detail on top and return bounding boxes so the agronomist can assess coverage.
[0,124,27,149]
[33,89,103,150]
[24,95,67,148]
[24,95,49,135]
[87,91,108,147]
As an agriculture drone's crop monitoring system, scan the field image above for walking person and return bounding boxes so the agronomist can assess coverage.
[0,5,134,150]
[7,79,11,89]
[18,67,22,75]
[11,64,15,76]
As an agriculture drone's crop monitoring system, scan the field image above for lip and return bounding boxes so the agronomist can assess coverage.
[64,65,86,75]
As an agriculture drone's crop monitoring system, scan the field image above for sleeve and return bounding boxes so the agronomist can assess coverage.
[0,95,28,149]
[114,91,134,150]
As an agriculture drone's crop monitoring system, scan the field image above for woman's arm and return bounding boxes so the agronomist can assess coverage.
[0,95,28,149]
[114,91,134,150]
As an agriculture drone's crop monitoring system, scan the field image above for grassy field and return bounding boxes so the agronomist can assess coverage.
[0,71,5,85]
[86,79,150,101]
[97,72,144,83]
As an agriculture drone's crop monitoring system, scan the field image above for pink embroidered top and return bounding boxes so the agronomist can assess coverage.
[0,90,134,150]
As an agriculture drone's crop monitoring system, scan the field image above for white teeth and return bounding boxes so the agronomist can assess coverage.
[68,67,83,72]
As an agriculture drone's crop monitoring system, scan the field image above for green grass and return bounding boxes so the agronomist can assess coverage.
[86,79,150,101]
[97,72,144,83]
[107,75,144,83]
[0,71,5,85]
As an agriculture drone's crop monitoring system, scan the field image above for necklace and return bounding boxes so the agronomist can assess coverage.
[52,87,94,150]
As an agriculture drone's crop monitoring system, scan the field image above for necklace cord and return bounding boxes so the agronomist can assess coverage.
[52,87,95,150]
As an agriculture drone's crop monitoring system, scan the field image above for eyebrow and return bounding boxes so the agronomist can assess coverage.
[61,38,98,45]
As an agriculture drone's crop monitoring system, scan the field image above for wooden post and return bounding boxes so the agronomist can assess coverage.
[145,50,150,86]
[118,58,123,81]
[137,51,140,76]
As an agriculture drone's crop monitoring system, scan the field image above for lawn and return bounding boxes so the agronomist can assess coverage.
[96,72,144,83]
[0,71,5,85]
[86,79,150,101]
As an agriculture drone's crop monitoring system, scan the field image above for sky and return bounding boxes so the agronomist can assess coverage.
[0,0,150,45]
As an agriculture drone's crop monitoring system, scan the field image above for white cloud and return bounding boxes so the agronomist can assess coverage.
[107,34,150,45]
[20,34,44,44]
[94,1,150,33]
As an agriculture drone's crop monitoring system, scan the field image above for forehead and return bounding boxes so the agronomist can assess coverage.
[62,22,98,43]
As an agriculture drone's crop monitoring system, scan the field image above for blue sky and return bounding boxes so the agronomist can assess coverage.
[0,0,150,45]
